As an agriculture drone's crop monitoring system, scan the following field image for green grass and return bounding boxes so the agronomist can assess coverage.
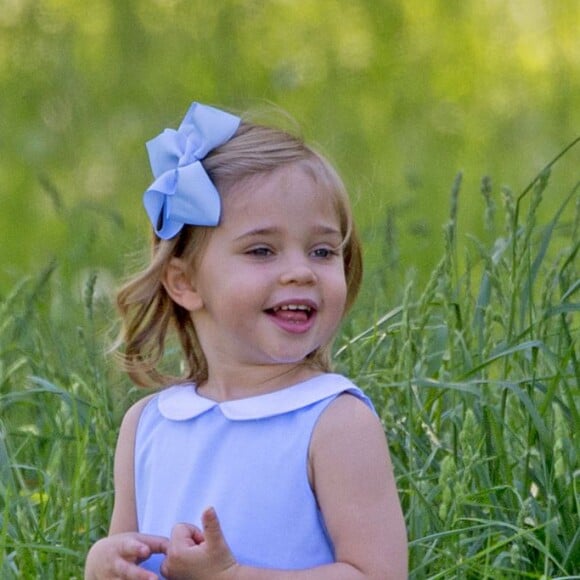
[1,140,578,578]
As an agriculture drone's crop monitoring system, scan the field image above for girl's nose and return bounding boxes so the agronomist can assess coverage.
[279,260,317,285]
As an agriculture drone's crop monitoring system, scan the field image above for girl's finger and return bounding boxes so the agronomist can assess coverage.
[201,507,226,546]
[119,537,150,560]
[113,557,156,580]
[139,534,170,555]
[170,522,205,546]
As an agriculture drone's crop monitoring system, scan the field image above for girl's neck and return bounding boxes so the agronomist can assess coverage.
[196,363,322,402]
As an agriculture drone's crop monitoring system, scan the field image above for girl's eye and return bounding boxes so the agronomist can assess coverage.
[312,247,339,259]
[247,247,273,257]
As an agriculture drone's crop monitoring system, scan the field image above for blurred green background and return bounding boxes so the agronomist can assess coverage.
[1,0,579,295]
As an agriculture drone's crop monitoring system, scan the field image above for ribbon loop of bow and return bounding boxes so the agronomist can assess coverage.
[143,102,241,239]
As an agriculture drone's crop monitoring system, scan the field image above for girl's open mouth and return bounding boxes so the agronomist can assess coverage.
[267,304,315,323]
[265,304,319,334]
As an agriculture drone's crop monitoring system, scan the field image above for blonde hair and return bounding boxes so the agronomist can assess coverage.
[116,120,363,388]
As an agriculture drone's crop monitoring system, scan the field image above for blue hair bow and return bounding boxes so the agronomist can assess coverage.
[143,102,241,239]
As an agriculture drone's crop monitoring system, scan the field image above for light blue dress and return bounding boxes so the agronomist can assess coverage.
[134,373,374,575]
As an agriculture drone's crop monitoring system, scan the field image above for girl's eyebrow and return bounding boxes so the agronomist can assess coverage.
[234,227,278,241]
[234,225,342,242]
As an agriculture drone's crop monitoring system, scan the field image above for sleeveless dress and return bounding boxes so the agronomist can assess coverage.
[134,373,375,575]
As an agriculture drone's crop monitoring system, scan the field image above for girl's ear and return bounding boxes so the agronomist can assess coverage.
[162,258,204,311]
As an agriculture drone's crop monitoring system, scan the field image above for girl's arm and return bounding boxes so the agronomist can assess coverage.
[307,393,408,579]
[85,396,169,580]
[109,397,150,534]
[162,393,408,580]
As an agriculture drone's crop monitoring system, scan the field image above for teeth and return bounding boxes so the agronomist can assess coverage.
[276,304,311,312]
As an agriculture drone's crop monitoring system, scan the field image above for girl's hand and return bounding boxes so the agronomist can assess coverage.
[84,532,169,580]
[161,507,238,580]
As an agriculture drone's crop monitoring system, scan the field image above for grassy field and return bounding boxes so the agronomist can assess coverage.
[0,142,578,578]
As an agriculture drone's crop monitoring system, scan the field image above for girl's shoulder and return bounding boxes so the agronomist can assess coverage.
[125,392,158,418]
[304,372,377,417]
[118,393,159,438]
[317,390,381,434]
[309,379,385,471]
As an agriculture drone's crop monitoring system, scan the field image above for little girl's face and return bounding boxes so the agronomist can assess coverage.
[186,161,348,381]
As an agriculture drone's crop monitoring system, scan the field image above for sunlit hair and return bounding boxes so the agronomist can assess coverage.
[116,119,363,388]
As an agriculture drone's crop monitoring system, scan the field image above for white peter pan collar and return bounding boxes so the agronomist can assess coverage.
[157,373,359,421]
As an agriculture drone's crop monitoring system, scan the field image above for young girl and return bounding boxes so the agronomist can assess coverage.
[85,102,407,579]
